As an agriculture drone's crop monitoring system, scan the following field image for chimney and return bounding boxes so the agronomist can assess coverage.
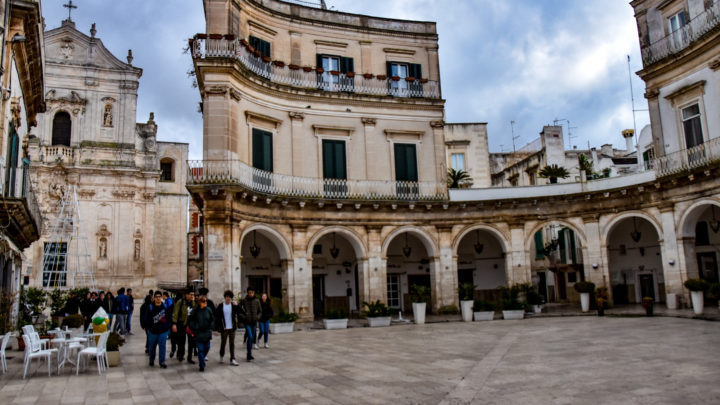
[622,129,635,153]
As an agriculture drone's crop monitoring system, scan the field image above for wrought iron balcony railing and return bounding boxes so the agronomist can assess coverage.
[191,37,440,99]
[187,160,448,202]
[0,164,42,234]
[654,136,720,177]
[642,1,720,66]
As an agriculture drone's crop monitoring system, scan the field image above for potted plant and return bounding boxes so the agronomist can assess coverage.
[472,300,495,321]
[61,314,84,336]
[346,72,355,78]
[573,281,596,312]
[498,286,524,320]
[303,66,314,72]
[316,67,325,74]
[376,75,387,80]
[362,300,392,327]
[595,287,609,316]
[273,60,285,68]
[49,289,67,325]
[196,33,208,40]
[106,332,125,367]
[457,282,475,322]
[208,33,223,40]
[25,287,47,324]
[363,73,373,79]
[409,285,430,325]
[269,310,298,334]
[526,289,544,313]
[323,309,348,330]
[684,278,709,315]
[538,164,570,184]
[261,56,272,63]
[288,64,300,70]
[641,297,654,316]
[420,78,429,83]
[223,34,236,40]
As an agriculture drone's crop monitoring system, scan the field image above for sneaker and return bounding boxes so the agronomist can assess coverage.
[199,366,204,372]
[253,344,259,350]
[159,363,167,369]
[219,356,224,364]
[169,351,175,358]
[149,361,154,367]
[264,343,269,349]
[177,357,184,362]
[187,358,196,365]
[230,359,239,366]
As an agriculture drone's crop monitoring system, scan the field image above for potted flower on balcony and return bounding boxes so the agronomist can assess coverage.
[573,281,596,313]
[391,75,401,81]
[345,72,355,78]
[273,60,285,68]
[330,70,340,76]
[684,278,709,315]
[641,297,654,316]
[261,56,272,63]
[376,75,387,80]
[458,282,476,322]
[224,34,236,40]
[405,76,416,82]
[409,285,430,325]
[269,310,298,334]
[323,309,348,330]
[472,300,495,321]
[363,73,373,79]
[362,300,392,327]
[420,78,429,84]
[239,38,248,46]
[303,66,314,72]
[288,64,300,70]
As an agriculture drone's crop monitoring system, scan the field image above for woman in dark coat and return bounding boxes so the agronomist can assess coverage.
[256,293,273,349]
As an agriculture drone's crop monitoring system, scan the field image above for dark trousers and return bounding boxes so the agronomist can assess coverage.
[127,310,133,332]
[169,330,178,353]
[175,326,194,360]
[219,329,236,360]
[245,324,256,357]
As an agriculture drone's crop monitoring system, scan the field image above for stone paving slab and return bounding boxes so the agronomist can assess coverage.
[1,317,719,404]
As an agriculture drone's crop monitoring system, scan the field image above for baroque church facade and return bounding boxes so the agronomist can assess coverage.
[23,18,188,291]
[187,0,720,320]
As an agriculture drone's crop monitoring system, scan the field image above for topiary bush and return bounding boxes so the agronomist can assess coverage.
[61,314,84,328]
[684,278,709,292]
[573,281,596,293]
[458,283,476,301]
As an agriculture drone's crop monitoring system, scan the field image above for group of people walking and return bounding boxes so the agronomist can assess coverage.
[139,286,273,371]
[62,287,136,335]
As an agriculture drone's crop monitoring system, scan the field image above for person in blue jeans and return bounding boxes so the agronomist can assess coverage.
[256,293,273,349]
[126,288,135,335]
[240,287,262,362]
[188,295,214,372]
[144,291,171,368]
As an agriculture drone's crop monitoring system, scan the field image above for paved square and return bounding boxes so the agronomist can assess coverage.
[1,317,719,404]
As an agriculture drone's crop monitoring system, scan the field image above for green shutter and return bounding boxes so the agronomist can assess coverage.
[410,63,422,78]
[386,61,393,77]
[316,54,323,69]
[394,144,417,182]
[559,229,567,263]
[341,57,354,73]
[535,231,544,258]
[569,229,577,264]
[322,140,346,179]
[252,128,273,172]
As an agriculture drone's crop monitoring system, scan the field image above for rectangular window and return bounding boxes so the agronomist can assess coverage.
[387,274,400,308]
[160,162,173,181]
[682,104,704,149]
[322,139,347,197]
[394,143,418,199]
[249,35,271,58]
[42,242,67,287]
[387,62,423,97]
[252,128,273,191]
[643,147,655,170]
[668,11,688,49]
[450,153,465,171]
[316,54,354,92]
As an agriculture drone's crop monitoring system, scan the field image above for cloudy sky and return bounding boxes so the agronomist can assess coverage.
[42,0,649,159]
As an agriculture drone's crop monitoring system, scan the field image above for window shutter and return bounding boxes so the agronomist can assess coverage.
[335,141,346,179]
[252,129,273,172]
[559,229,567,263]
[386,61,393,77]
[410,63,422,79]
[322,141,334,178]
[316,54,323,69]
[341,57,354,73]
[535,231,544,258]
[406,145,418,181]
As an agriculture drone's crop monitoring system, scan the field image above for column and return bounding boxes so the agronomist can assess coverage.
[582,216,608,288]
[645,89,665,157]
[659,206,685,307]
[366,226,387,304]
[203,192,234,299]
[203,85,235,161]
[435,227,457,310]
[508,225,531,285]
[290,225,313,321]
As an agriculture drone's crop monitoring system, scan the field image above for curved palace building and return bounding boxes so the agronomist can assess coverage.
[188,0,720,319]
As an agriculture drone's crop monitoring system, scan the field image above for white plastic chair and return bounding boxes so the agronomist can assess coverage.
[76,332,108,375]
[22,334,58,379]
[1,332,13,373]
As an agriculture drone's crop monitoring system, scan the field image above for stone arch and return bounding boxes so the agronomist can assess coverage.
[381,226,438,259]
[306,226,368,260]
[240,223,292,260]
[602,210,664,247]
[524,220,587,251]
[677,198,720,238]
[452,224,510,256]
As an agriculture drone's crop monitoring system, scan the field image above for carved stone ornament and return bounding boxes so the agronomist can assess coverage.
[710,58,720,71]
[77,188,96,199]
[430,120,445,128]
[205,85,229,95]
[95,224,112,237]
[289,112,305,121]
[45,90,87,116]
[134,229,143,239]
[361,117,376,126]
[48,183,67,201]
[143,192,155,201]
[229,88,242,101]
[644,88,660,99]
[58,38,74,59]
[112,190,135,199]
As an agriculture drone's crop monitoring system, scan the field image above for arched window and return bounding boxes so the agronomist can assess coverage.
[52,112,71,146]
[160,158,174,182]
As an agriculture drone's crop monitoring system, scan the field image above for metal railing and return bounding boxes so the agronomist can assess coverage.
[191,37,440,99]
[0,164,42,233]
[187,160,448,201]
[642,1,720,65]
[654,136,720,177]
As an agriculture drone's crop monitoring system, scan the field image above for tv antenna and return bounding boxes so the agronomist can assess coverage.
[510,120,520,152]
[553,118,578,149]
[627,55,648,152]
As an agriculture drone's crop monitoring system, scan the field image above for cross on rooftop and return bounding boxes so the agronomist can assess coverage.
[63,0,77,21]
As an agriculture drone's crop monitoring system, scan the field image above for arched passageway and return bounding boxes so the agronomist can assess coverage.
[531,223,584,303]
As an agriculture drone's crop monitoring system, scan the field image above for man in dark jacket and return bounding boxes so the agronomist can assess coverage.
[64,292,80,316]
[239,287,262,362]
[144,291,171,368]
[215,290,240,366]
[126,288,135,335]
[139,295,152,354]
[113,288,130,335]
[188,295,214,372]
[171,289,196,363]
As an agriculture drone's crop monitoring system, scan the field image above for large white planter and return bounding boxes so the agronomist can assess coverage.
[412,302,426,324]
[666,293,678,310]
[107,351,120,367]
[269,322,295,334]
[690,291,704,315]
[532,305,542,314]
[367,317,391,327]
[323,319,348,330]
[460,300,474,322]
[580,292,590,313]
[502,310,524,320]
[473,311,494,321]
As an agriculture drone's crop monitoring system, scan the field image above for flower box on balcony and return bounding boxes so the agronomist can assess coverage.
[196,33,208,40]
[363,73,373,79]
[391,75,401,81]
[273,60,285,67]
[376,75,387,80]
[405,76,416,82]
[420,78,429,83]
[208,33,223,40]
[303,66,314,72]
[330,70,340,76]
[262,56,272,63]
[346,72,355,78]
[316,67,325,74]
[239,39,248,46]
[252,49,260,57]
[288,64,300,70]
[224,34,236,40]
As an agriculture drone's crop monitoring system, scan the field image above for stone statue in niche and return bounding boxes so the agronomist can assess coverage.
[134,239,141,260]
[103,104,113,127]
[99,238,107,258]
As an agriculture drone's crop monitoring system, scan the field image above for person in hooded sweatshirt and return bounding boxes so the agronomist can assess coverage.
[188,295,214,372]
[144,291,171,368]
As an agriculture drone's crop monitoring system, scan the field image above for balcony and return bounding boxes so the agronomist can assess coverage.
[191,37,440,99]
[187,160,448,202]
[654,136,720,177]
[642,1,720,66]
[0,165,42,250]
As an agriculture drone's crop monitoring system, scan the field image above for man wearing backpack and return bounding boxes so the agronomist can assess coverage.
[172,288,196,363]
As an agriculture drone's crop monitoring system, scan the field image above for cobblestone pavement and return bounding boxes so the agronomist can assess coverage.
[1,316,719,404]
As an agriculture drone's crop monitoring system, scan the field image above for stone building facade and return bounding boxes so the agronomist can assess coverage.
[23,19,188,292]
[188,0,720,318]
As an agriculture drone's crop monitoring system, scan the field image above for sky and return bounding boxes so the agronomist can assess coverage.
[41,0,649,159]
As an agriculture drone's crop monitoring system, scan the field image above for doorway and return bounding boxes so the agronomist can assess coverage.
[312,275,325,317]
[639,274,655,300]
[248,276,268,295]
[697,252,718,283]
